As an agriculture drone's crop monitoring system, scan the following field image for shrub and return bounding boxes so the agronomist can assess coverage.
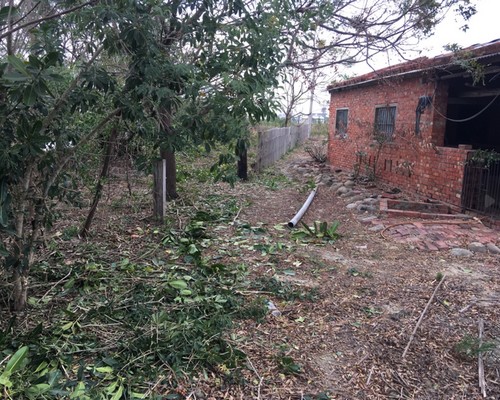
[305,141,328,163]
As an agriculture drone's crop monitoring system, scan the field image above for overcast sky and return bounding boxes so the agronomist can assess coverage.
[303,0,500,113]
[341,0,500,76]
[313,0,500,111]
[421,0,500,56]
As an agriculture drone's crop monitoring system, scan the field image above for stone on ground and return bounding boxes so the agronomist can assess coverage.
[450,248,473,257]
[468,242,487,254]
[486,242,500,254]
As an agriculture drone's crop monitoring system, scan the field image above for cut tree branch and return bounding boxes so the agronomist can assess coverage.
[402,275,446,359]
[478,319,487,398]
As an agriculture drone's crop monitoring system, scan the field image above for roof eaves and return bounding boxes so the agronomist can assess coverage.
[327,66,431,93]
[328,39,500,93]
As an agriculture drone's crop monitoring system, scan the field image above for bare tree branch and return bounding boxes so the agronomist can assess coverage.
[0,1,94,40]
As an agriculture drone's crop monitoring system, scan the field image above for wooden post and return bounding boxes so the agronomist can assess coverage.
[153,159,166,219]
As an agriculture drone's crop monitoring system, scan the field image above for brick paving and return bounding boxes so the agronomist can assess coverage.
[375,219,499,251]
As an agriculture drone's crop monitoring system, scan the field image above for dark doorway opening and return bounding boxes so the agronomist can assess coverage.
[443,73,500,218]
[444,75,500,151]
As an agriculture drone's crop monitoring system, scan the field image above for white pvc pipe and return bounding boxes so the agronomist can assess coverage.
[288,187,317,228]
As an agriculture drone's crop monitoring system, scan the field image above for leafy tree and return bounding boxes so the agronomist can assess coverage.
[0,0,289,310]
[0,1,138,310]
[0,0,476,311]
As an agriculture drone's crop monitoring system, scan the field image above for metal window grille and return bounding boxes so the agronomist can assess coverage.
[374,106,396,139]
[335,109,348,137]
[462,153,500,219]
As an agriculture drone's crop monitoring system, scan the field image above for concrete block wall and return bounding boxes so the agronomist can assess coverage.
[328,75,469,206]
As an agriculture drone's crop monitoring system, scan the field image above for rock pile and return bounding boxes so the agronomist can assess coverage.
[287,158,499,255]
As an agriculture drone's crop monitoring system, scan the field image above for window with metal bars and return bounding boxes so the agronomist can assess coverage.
[374,106,396,139]
[335,108,348,138]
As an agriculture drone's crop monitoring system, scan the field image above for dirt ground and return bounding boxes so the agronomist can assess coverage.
[201,137,500,399]
[2,136,499,399]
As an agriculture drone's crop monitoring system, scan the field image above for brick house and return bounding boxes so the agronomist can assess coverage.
[328,39,500,217]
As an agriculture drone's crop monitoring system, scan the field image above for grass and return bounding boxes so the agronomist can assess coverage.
[255,169,293,191]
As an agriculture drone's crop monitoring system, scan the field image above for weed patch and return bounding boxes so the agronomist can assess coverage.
[453,335,496,361]
[292,221,342,243]
[305,141,328,163]
[257,170,292,191]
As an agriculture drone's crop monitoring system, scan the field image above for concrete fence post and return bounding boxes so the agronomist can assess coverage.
[153,159,166,219]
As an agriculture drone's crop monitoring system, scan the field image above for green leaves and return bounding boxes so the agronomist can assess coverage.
[0,191,254,396]
[2,54,59,108]
[0,6,18,25]
[453,334,496,360]
[3,345,29,375]
[81,66,116,93]
[25,383,51,397]
[278,355,302,375]
[0,345,29,389]
[23,84,38,106]
[292,221,342,242]
[7,55,29,76]
[168,279,188,290]
[2,56,30,83]
[2,70,30,82]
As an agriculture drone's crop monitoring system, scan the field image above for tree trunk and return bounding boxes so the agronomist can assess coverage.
[80,127,118,238]
[6,0,14,56]
[11,210,40,311]
[10,164,36,311]
[236,141,248,181]
[283,107,292,127]
[11,268,28,311]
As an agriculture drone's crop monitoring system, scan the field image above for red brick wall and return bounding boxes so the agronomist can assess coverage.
[328,75,470,206]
